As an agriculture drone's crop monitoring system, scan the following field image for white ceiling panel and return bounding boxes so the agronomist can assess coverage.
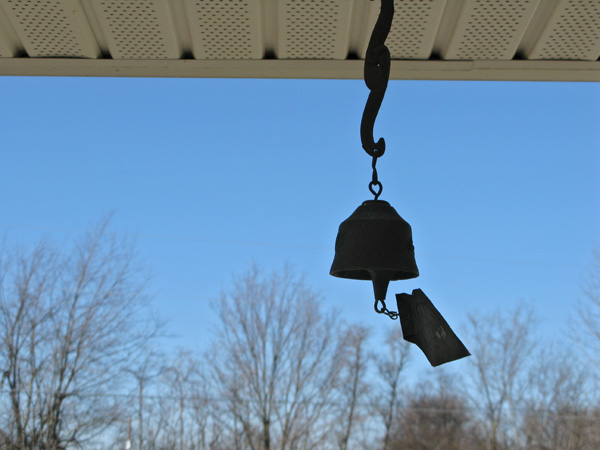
[444,0,541,60]
[89,0,181,59]
[528,0,600,61]
[277,0,353,59]
[0,0,99,57]
[184,0,263,59]
[388,0,447,59]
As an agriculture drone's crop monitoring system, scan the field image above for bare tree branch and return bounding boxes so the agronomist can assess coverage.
[0,219,161,449]
[371,327,411,450]
[574,249,600,370]
[335,325,370,450]
[209,264,344,450]
[463,306,536,450]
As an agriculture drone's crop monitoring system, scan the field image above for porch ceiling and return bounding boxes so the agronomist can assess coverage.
[0,0,598,81]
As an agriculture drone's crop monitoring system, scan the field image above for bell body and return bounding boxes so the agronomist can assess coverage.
[330,200,418,300]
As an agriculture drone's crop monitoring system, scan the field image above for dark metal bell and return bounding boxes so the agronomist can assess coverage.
[330,200,419,301]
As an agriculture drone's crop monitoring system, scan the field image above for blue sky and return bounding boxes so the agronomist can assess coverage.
[1,76,598,369]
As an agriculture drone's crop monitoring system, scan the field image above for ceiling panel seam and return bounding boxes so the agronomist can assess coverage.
[168,0,194,58]
[0,1,23,56]
[339,0,357,59]
[347,0,373,58]
[431,0,465,58]
[352,0,378,59]
[80,0,110,57]
[516,0,560,58]
[261,0,277,58]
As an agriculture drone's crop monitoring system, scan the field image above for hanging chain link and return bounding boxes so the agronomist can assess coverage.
[374,299,399,320]
[369,155,383,200]
[361,0,394,200]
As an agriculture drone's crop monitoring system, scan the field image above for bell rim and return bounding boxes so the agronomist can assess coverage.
[329,268,419,281]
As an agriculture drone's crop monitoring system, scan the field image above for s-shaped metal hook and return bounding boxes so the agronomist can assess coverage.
[360,0,394,159]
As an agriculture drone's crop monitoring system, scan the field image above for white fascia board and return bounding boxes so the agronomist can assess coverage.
[0,58,598,82]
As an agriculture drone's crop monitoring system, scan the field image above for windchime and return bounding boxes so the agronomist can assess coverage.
[330,0,469,367]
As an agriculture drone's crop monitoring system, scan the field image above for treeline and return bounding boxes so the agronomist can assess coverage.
[0,225,598,449]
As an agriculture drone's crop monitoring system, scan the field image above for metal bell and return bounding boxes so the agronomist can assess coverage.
[330,200,419,301]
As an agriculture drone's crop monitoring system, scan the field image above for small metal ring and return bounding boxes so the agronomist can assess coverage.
[371,146,384,159]
[363,139,386,159]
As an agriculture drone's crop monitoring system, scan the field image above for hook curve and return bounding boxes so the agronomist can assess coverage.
[360,0,394,158]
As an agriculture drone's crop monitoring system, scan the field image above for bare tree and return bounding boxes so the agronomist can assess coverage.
[463,306,536,450]
[371,327,411,450]
[0,220,159,449]
[122,348,220,450]
[574,250,600,371]
[124,350,164,450]
[164,350,196,450]
[187,362,222,450]
[159,349,218,450]
[391,373,474,450]
[209,264,344,450]
[523,346,599,449]
[335,325,370,450]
